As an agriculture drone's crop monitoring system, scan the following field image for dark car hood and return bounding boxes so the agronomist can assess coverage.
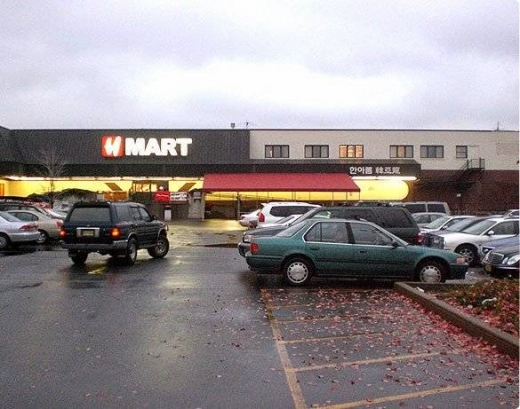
[491,245,520,257]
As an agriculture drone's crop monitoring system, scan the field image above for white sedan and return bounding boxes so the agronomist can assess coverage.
[428,217,519,266]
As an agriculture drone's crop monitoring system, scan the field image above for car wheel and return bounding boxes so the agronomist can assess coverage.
[456,244,478,266]
[283,257,313,286]
[70,252,88,265]
[36,230,49,245]
[148,235,169,258]
[0,234,10,250]
[417,260,446,283]
[124,238,138,265]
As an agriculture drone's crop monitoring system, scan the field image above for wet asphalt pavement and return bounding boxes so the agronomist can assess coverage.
[0,220,518,408]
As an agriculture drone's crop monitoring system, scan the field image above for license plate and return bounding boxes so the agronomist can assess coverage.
[78,229,95,237]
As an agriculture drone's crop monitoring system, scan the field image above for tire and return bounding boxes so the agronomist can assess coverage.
[456,244,478,267]
[36,230,49,245]
[417,260,446,283]
[283,257,313,286]
[70,252,88,265]
[123,237,138,265]
[148,235,169,258]
[0,234,10,250]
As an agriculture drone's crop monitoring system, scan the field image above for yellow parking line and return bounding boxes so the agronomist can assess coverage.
[289,351,457,372]
[321,379,510,409]
[262,289,307,409]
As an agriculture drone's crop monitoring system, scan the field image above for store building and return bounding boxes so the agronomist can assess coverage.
[0,126,517,219]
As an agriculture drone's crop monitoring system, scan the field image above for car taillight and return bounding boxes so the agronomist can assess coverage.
[258,213,265,222]
[250,242,259,254]
[417,232,423,244]
[59,229,66,239]
[56,220,63,228]
[111,227,122,238]
[19,224,36,232]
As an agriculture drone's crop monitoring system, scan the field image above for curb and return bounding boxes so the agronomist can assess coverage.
[394,282,519,359]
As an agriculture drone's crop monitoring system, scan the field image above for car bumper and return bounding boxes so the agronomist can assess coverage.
[237,242,250,257]
[9,232,41,243]
[61,240,129,252]
[482,262,519,278]
[245,255,282,273]
[448,263,468,280]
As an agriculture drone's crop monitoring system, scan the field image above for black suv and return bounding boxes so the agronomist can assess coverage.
[238,206,420,256]
[60,201,169,265]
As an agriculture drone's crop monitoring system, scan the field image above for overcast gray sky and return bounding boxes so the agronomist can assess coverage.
[1,0,518,130]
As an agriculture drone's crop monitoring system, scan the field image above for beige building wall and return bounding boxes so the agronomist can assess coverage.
[250,130,519,171]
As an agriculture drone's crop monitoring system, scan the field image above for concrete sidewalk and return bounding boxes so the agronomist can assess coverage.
[166,219,245,247]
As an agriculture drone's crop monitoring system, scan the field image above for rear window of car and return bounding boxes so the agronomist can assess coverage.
[402,203,427,213]
[427,203,447,213]
[270,205,315,217]
[68,207,111,222]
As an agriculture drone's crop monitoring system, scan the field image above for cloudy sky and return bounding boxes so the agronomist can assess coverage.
[1,0,518,130]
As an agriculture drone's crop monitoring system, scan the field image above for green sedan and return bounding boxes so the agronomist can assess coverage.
[246,219,468,286]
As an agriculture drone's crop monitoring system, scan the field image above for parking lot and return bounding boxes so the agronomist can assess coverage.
[0,220,518,408]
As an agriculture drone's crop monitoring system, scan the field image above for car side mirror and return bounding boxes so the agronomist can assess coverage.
[487,230,495,236]
[391,241,400,248]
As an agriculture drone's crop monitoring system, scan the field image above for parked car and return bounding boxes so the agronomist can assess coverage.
[245,218,468,286]
[0,202,64,220]
[238,205,420,256]
[502,209,519,218]
[417,215,476,244]
[412,212,446,227]
[479,235,519,261]
[427,217,519,266]
[6,209,63,244]
[0,211,40,249]
[481,244,519,279]
[60,201,169,265]
[390,201,451,215]
[256,202,320,228]
[420,216,489,247]
[238,209,261,227]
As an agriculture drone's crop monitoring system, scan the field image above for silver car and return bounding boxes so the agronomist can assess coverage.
[6,209,63,244]
[0,211,40,249]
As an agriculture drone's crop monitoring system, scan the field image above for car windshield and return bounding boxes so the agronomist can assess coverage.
[446,218,482,232]
[424,215,450,229]
[460,219,496,235]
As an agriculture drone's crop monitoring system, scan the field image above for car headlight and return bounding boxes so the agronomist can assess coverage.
[506,254,520,266]
[432,236,444,247]
[456,256,467,265]
[243,234,253,243]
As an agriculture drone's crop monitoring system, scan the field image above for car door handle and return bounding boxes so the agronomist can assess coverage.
[310,246,320,250]
[359,250,367,254]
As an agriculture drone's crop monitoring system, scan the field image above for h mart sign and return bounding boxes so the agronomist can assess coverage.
[102,136,193,157]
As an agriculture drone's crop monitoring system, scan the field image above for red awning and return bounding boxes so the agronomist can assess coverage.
[202,173,360,192]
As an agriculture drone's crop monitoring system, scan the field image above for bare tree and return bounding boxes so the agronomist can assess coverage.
[37,148,68,206]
